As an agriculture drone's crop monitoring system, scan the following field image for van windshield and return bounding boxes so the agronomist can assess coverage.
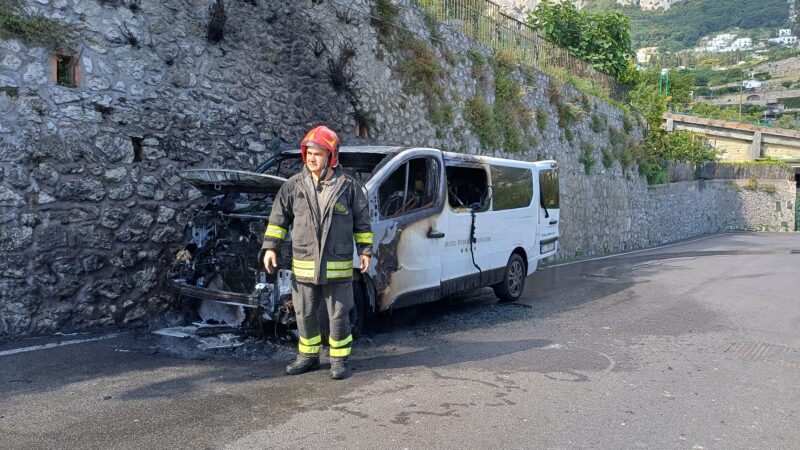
[539,169,559,209]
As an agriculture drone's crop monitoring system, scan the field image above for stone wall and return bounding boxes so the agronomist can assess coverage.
[0,0,793,337]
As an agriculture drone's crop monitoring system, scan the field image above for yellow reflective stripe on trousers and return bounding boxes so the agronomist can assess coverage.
[298,344,320,354]
[298,335,321,355]
[300,335,322,346]
[264,224,287,239]
[329,346,352,357]
[329,334,353,348]
[354,232,373,244]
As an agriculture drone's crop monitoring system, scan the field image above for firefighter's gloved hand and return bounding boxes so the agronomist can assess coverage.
[360,255,371,274]
[263,250,278,274]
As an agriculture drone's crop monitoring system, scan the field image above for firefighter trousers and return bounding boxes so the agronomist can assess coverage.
[293,280,354,360]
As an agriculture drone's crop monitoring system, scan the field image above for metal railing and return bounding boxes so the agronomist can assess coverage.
[396,0,617,94]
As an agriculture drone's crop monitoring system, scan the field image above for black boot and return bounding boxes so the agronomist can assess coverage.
[285,354,320,375]
[330,358,350,380]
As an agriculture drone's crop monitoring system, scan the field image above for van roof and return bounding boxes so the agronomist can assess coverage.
[278,146,553,168]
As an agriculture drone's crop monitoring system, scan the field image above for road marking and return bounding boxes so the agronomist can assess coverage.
[544,232,740,269]
[0,333,122,357]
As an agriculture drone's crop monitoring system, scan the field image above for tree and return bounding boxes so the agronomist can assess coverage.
[526,0,633,79]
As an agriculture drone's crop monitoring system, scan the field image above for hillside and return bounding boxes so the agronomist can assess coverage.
[584,0,791,51]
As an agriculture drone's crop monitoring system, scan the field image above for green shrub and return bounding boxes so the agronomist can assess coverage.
[464,95,501,149]
[601,147,614,168]
[0,1,73,48]
[536,109,548,133]
[467,48,486,78]
[743,176,757,190]
[760,184,777,194]
[372,0,400,45]
[590,113,606,133]
[564,128,574,144]
[579,141,596,174]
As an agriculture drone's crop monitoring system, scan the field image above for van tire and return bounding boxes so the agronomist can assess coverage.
[349,281,368,338]
[493,253,526,302]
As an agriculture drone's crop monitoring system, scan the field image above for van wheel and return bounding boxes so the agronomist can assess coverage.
[349,281,368,338]
[493,253,526,302]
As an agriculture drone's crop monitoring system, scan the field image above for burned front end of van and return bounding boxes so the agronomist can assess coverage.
[167,169,296,333]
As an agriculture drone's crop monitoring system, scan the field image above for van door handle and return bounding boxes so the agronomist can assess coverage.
[549,219,558,225]
[427,229,445,239]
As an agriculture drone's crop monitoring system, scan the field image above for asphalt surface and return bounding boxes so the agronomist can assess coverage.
[1,232,799,449]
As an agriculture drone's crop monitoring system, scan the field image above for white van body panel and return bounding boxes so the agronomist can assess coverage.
[361,148,559,311]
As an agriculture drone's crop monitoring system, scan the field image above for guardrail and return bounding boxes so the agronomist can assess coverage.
[396,0,619,97]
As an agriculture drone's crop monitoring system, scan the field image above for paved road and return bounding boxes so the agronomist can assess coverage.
[2,232,799,449]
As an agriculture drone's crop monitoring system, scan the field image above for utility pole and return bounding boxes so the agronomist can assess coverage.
[739,73,744,120]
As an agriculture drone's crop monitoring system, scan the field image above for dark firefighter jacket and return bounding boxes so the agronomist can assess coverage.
[262,166,373,284]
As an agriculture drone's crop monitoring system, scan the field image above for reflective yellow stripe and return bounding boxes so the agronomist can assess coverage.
[292,259,315,269]
[329,334,353,348]
[264,225,287,239]
[293,268,314,279]
[326,260,353,270]
[354,232,373,244]
[299,344,320,354]
[300,335,322,346]
[329,346,352,357]
[326,269,352,279]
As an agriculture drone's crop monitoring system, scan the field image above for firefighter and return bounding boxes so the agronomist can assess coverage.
[262,125,373,380]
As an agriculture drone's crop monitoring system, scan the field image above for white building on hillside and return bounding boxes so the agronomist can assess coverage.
[705,33,736,52]
[731,38,752,50]
[778,29,792,37]
[769,35,798,46]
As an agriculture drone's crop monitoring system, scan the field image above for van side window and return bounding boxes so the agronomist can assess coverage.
[446,166,489,211]
[378,157,439,218]
[491,166,533,211]
[539,169,560,209]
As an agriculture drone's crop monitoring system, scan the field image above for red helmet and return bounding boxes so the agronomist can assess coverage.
[300,125,340,168]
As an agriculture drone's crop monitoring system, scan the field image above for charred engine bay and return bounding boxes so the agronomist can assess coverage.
[171,191,280,294]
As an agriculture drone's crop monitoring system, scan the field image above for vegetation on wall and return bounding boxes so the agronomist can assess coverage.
[0,0,74,49]
[464,50,533,153]
[372,0,453,137]
[579,141,597,174]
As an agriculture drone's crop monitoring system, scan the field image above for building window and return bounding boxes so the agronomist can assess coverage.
[52,52,79,88]
[357,121,369,138]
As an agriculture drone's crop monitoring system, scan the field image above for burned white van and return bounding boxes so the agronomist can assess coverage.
[169,146,559,333]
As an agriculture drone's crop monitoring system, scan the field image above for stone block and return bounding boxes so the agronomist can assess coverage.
[0,226,33,251]
[103,167,127,182]
[77,225,113,249]
[81,253,107,272]
[108,182,134,200]
[57,178,106,201]
[0,185,25,207]
[95,135,135,164]
[100,206,130,229]
[156,206,176,223]
[151,226,182,243]
[136,176,160,198]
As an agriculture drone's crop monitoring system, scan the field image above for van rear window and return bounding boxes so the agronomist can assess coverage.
[539,169,559,209]
[491,166,533,211]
